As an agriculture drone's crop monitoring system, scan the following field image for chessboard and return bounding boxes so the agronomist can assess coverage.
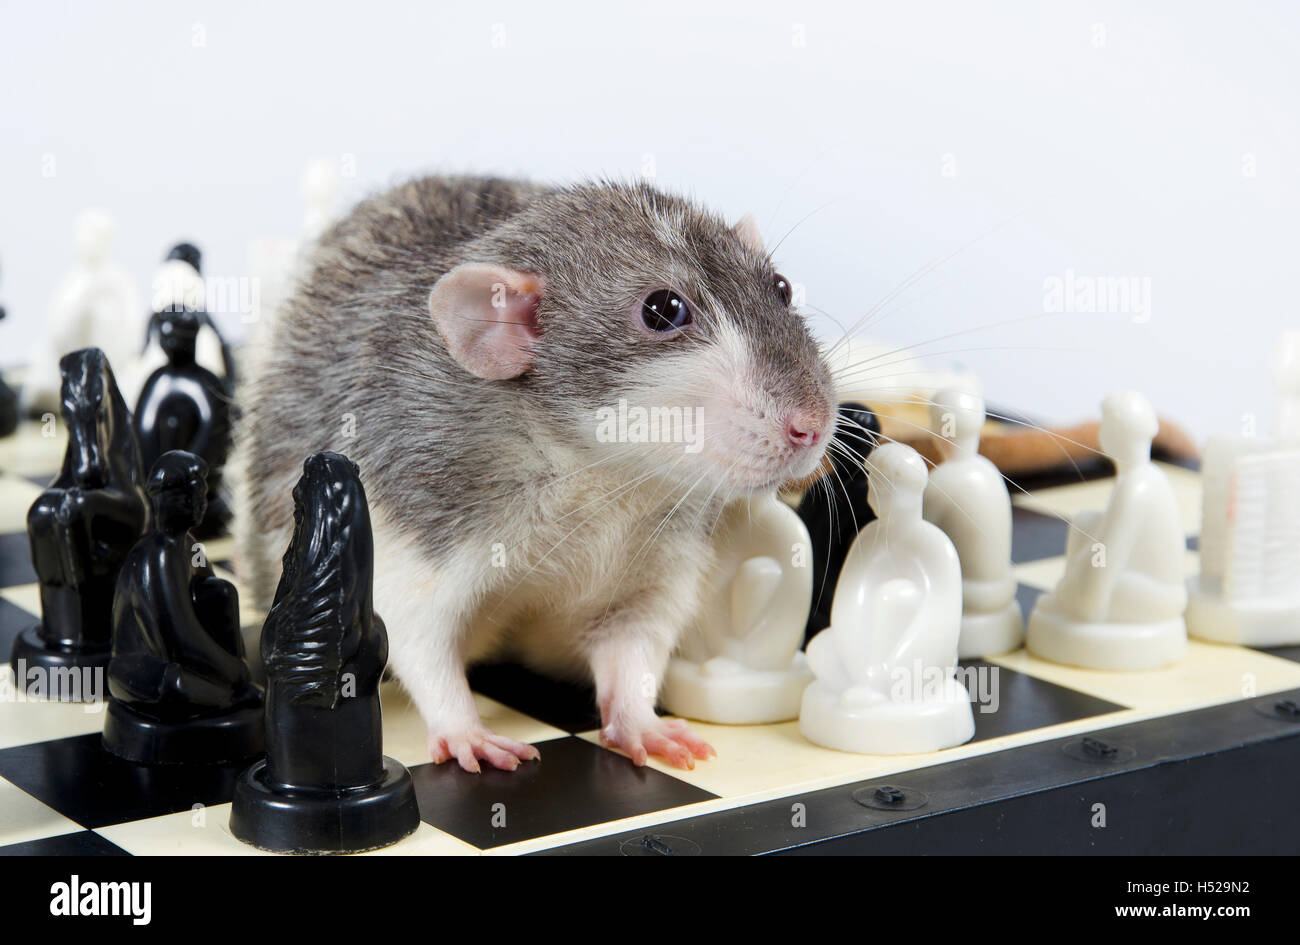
[1,416,1299,856]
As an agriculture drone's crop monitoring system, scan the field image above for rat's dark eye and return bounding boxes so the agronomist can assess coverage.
[641,289,692,332]
[773,274,793,306]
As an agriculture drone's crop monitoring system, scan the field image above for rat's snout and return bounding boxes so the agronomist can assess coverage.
[784,410,829,449]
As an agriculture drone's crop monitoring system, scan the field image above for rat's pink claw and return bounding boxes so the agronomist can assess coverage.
[427,728,541,773]
[599,716,715,770]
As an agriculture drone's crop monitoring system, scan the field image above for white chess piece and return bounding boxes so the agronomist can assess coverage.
[1027,391,1188,669]
[1187,333,1300,646]
[799,443,975,754]
[300,157,341,247]
[21,210,139,414]
[924,387,1024,657]
[1273,331,1300,444]
[661,494,814,724]
[246,158,342,375]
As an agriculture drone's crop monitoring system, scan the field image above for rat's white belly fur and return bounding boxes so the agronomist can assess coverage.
[364,480,716,729]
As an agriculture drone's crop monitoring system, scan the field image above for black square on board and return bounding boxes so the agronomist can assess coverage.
[1258,644,1300,665]
[409,735,716,849]
[0,830,128,856]
[959,659,1127,741]
[0,594,35,658]
[1015,583,1044,619]
[467,661,603,733]
[0,532,35,589]
[0,733,250,829]
[1010,507,1069,564]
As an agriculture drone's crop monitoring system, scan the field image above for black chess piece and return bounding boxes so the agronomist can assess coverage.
[135,307,233,537]
[0,303,17,438]
[153,242,238,385]
[102,450,263,764]
[10,349,150,698]
[796,403,882,644]
[230,451,419,854]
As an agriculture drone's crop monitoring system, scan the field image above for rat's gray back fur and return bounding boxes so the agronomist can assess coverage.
[234,174,831,612]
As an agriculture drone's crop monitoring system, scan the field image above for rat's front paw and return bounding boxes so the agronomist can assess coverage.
[427,727,541,774]
[600,716,715,769]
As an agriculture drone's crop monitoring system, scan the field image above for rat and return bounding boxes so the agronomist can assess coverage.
[233,175,836,772]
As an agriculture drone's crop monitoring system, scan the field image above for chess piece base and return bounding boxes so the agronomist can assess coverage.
[799,677,975,755]
[1026,607,1187,670]
[661,653,813,724]
[1186,577,1300,647]
[957,599,1025,659]
[102,698,264,765]
[230,756,420,855]
[9,625,110,701]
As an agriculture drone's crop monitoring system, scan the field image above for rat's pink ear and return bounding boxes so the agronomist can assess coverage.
[428,263,544,380]
[732,214,765,255]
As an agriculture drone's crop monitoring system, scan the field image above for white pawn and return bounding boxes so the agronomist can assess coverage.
[800,443,975,755]
[1027,391,1188,670]
[22,210,139,414]
[662,494,814,724]
[1187,333,1300,646]
[924,387,1024,657]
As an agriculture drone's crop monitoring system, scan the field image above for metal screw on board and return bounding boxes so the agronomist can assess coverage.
[874,786,907,805]
[619,832,701,856]
[853,783,928,811]
[641,834,674,855]
[1063,735,1135,764]
[1081,737,1119,759]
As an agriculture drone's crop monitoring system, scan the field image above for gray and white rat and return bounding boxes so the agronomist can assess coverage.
[234,176,836,772]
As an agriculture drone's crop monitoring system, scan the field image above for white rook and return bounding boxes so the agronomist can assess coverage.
[1187,333,1300,646]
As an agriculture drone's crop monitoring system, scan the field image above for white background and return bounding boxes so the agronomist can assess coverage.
[1,0,1296,437]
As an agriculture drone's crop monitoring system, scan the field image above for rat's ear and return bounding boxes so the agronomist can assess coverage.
[428,263,544,380]
[732,214,765,255]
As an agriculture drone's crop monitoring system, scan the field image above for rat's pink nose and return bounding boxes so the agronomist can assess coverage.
[785,412,826,449]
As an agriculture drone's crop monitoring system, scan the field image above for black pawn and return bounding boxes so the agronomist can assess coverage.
[102,450,263,764]
[230,452,418,855]
[796,403,882,644]
[134,307,233,537]
[11,349,150,698]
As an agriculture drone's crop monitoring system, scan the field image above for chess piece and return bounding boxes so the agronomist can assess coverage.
[923,387,1023,657]
[1187,333,1300,646]
[21,211,140,416]
[661,494,814,724]
[799,443,975,754]
[1027,391,1188,670]
[795,403,881,642]
[300,157,342,246]
[122,243,233,403]
[133,306,234,537]
[10,349,150,697]
[230,452,419,854]
[0,296,18,438]
[245,159,342,378]
[102,451,263,763]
